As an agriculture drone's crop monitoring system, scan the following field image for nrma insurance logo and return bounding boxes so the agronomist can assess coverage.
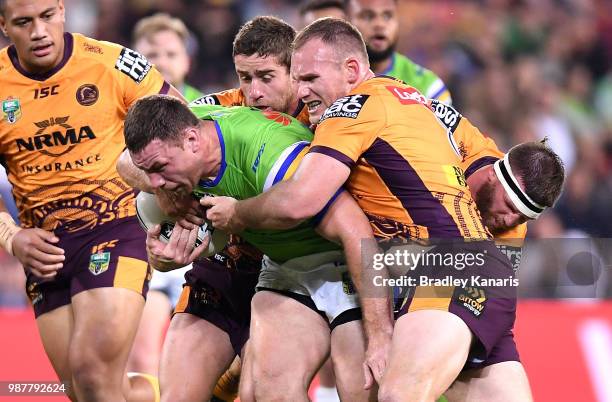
[15,116,96,157]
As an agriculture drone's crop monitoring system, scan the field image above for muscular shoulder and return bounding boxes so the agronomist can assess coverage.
[72,34,154,85]
[317,76,431,136]
[70,34,121,67]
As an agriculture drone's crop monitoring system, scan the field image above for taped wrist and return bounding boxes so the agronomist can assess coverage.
[0,212,21,255]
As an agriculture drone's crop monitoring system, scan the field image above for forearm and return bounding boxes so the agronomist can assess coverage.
[344,233,394,340]
[0,205,21,255]
[234,153,351,231]
[235,180,316,230]
[318,192,394,338]
[117,149,154,192]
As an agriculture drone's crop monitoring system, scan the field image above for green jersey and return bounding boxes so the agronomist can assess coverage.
[182,83,203,103]
[190,104,339,262]
[383,52,452,105]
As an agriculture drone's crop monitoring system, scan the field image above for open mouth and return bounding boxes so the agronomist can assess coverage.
[306,100,322,114]
[370,35,388,49]
[32,43,53,57]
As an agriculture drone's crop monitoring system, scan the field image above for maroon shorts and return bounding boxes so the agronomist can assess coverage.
[174,248,261,356]
[469,330,520,369]
[395,240,517,369]
[25,217,151,318]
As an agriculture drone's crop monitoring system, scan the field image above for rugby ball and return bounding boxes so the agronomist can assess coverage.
[135,191,228,257]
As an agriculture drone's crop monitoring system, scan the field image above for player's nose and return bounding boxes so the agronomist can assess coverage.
[30,19,48,41]
[149,173,166,189]
[297,83,310,101]
[248,81,263,101]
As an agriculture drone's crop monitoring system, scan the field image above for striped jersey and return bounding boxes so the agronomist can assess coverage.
[310,76,488,241]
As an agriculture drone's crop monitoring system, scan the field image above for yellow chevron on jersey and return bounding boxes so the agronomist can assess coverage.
[190,88,311,126]
[0,33,167,233]
[310,77,489,240]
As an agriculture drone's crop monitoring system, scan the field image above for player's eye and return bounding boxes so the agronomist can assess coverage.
[262,74,274,82]
[14,20,29,27]
[382,12,394,21]
[239,75,252,82]
[360,12,375,21]
[42,12,54,20]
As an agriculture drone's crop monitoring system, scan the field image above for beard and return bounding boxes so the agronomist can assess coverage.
[366,41,396,64]
[474,180,500,235]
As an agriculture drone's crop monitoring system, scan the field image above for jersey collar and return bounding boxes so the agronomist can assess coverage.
[8,32,74,81]
[198,121,226,188]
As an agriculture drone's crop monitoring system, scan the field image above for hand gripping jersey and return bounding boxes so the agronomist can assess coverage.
[427,99,527,268]
[310,76,488,241]
[190,104,338,262]
[0,33,167,233]
[190,88,311,126]
[382,52,452,105]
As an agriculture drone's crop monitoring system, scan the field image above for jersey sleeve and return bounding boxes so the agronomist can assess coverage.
[424,75,452,105]
[427,99,502,178]
[259,141,310,193]
[310,94,383,168]
[190,88,245,107]
[112,46,167,108]
[456,117,504,179]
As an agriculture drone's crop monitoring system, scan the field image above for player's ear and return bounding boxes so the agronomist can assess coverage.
[0,15,7,37]
[184,127,200,153]
[487,164,498,183]
[345,57,361,85]
[58,0,66,23]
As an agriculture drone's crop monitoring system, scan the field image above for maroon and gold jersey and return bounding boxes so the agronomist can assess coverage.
[310,76,489,240]
[0,33,168,233]
[426,99,528,240]
[425,99,527,267]
[190,88,311,125]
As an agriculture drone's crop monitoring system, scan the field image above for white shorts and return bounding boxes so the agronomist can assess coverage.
[149,264,192,307]
[256,251,361,326]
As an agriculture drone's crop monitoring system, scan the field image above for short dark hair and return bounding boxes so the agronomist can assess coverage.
[232,16,296,69]
[294,17,368,62]
[508,141,565,207]
[299,0,345,16]
[124,95,200,154]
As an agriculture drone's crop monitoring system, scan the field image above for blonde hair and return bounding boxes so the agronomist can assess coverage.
[133,12,189,45]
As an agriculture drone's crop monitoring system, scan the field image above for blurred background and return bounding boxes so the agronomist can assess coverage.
[1,0,611,401]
